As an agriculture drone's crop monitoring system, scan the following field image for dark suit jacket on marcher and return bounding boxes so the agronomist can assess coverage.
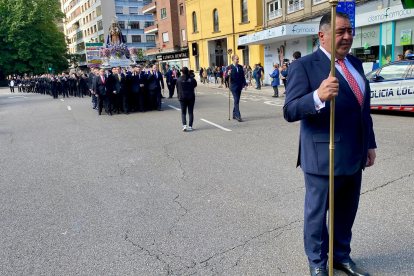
[283,48,376,176]
[94,75,113,96]
[147,71,165,91]
[131,72,147,93]
[164,69,180,84]
[113,74,126,93]
[227,64,246,92]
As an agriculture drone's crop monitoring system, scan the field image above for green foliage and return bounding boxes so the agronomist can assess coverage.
[137,49,145,61]
[0,0,69,76]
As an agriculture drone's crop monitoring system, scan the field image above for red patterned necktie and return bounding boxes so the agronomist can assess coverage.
[336,59,363,106]
[102,76,105,84]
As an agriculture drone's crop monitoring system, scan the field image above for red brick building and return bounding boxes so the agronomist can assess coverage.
[143,0,189,71]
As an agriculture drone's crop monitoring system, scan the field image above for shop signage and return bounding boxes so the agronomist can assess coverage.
[356,4,413,27]
[160,50,189,61]
[400,29,412,45]
[336,1,355,36]
[85,42,103,68]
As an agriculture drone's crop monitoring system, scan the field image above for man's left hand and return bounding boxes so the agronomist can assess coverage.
[244,86,247,91]
[366,149,376,167]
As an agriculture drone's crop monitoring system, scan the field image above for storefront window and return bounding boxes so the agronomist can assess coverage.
[394,18,414,59]
[381,22,393,65]
[351,25,380,64]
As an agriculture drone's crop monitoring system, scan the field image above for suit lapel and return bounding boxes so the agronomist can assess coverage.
[314,49,361,108]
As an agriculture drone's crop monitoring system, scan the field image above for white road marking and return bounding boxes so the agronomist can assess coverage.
[197,92,204,94]
[200,119,231,132]
[264,101,284,107]
[60,99,64,101]
[168,105,181,110]
[8,96,28,99]
[67,106,71,110]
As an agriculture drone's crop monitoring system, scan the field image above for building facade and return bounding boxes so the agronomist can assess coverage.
[61,0,156,67]
[143,0,189,71]
[185,0,264,72]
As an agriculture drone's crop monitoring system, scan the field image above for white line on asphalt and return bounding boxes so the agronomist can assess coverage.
[168,105,181,110]
[67,106,71,110]
[264,101,284,107]
[60,99,64,101]
[8,96,28,99]
[200,119,231,132]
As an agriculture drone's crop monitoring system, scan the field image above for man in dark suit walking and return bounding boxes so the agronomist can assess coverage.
[94,68,113,116]
[113,67,129,114]
[227,55,247,122]
[147,64,165,111]
[283,13,376,276]
[164,64,179,98]
[89,68,98,109]
[131,66,147,112]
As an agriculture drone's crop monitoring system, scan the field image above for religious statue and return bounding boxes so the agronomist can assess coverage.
[107,16,125,45]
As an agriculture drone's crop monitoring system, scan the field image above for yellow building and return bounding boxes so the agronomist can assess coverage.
[185,0,263,71]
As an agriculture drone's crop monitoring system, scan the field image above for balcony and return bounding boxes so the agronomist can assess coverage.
[268,9,282,20]
[143,1,156,14]
[287,0,304,14]
[145,47,159,55]
[144,24,158,34]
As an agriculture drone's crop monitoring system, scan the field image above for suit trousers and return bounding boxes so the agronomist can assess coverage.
[115,91,128,112]
[304,170,362,268]
[133,89,145,111]
[168,79,177,98]
[96,94,106,114]
[150,88,162,110]
[231,90,242,119]
[62,87,69,98]
[10,86,14,93]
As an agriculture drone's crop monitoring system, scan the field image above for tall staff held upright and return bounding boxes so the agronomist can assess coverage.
[328,1,338,276]
[228,49,233,121]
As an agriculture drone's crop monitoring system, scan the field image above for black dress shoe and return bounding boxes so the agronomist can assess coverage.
[235,117,243,122]
[98,112,101,116]
[168,97,172,99]
[233,116,236,119]
[116,110,120,114]
[333,260,369,276]
[157,108,164,111]
[125,111,129,115]
[309,266,328,276]
[108,112,112,116]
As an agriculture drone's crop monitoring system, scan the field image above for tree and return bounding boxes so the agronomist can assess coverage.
[0,0,68,77]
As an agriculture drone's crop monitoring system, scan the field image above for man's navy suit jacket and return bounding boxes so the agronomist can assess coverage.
[283,48,376,176]
[147,71,165,91]
[227,64,246,92]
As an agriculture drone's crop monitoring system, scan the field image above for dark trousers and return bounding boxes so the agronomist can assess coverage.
[168,80,177,98]
[53,89,58,99]
[304,170,362,268]
[282,79,287,88]
[225,78,229,88]
[255,76,261,88]
[132,89,145,111]
[272,86,279,97]
[92,94,97,107]
[62,87,69,98]
[115,91,128,112]
[10,86,15,93]
[179,99,195,127]
[150,88,162,110]
[231,90,241,119]
[96,94,106,114]
[18,85,22,92]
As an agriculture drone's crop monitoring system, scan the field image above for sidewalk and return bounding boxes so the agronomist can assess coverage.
[196,82,286,98]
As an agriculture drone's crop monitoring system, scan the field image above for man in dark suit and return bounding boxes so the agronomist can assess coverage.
[113,66,129,114]
[147,64,165,111]
[130,66,147,112]
[164,64,179,98]
[227,55,247,122]
[89,68,98,109]
[94,68,113,116]
[60,73,69,98]
[283,13,376,276]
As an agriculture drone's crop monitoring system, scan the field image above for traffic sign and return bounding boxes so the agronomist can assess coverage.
[337,1,356,37]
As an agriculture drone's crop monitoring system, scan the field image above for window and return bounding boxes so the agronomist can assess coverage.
[96,5,102,17]
[99,34,104,43]
[241,0,248,23]
[146,35,155,43]
[76,31,83,40]
[130,21,139,29]
[182,29,186,41]
[375,63,411,81]
[268,1,282,19]
[243,46,249,65]
[144,21,154,28]
[192,12,198,32]
[132,35,141,42]
[97,20,103,31]
[123,35,127,43]
[162,32,169,42]
[195,55,200,71]
[116,6,123,14]
[129,7,138,14]
[213,9,219,32]
[119,21,125,29]
[94,25,97,32]
[180,4,184,15]
[161,8,167,19]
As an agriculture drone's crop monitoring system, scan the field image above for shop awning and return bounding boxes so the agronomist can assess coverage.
[238,23,319,46]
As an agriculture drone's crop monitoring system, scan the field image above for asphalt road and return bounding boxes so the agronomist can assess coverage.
[0,85,413,276]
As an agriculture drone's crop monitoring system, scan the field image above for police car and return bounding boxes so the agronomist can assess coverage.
[366,55,414,112]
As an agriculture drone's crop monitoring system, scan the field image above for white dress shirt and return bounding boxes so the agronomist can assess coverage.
[313,46,365,110]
